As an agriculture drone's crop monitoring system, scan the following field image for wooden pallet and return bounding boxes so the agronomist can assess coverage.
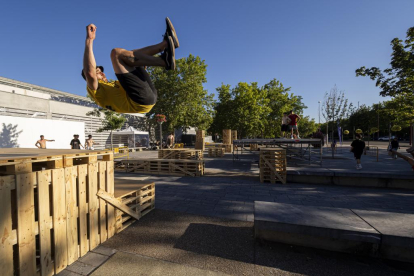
[259,149,287,184]
[122,159,204,176]
[196,130,205,140]
[223,129,232,144]
[0,148,113,175]
[223,144,233,153]
[250,144,258,150]
[231,130,237,143]
[115,181,155,233]
[0,161,116,276]
[208,148,225,157]
[195,139,205,150]
[158,149,203,160]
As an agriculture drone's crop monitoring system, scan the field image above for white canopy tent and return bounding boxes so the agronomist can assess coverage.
[112,127,149,148]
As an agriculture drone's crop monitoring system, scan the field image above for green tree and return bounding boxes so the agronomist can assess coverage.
[147,54,215,136]
[86,108,126,150]
[298,116,318,138]
[262,79,307,138]
[356,27,414,97]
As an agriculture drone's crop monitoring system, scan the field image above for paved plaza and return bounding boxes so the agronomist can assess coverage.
[81,146,414,275]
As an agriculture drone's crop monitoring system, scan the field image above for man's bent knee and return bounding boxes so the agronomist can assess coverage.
[110,48,125,61]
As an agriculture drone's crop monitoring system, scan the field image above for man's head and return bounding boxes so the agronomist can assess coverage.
[81,66,105,81]
[88,135,92,139]
[393,137,398,141]
[290,110,294,114]
[40,135,44,139]
[283,112,287,116]
[74,134,79,138]
[355,134,361,139]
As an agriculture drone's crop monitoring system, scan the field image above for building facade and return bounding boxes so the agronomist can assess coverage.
[0,76,147,149]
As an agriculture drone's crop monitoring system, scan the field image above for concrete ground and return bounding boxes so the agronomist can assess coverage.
[85,148,414,275]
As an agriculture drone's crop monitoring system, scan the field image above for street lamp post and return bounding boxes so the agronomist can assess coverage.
[318,101,321,125]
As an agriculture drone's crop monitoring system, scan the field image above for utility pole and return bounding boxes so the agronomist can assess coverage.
[377,101,380,140]
[318,101,321,125]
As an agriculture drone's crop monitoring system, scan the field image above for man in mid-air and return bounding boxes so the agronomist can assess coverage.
[82,18,179,114]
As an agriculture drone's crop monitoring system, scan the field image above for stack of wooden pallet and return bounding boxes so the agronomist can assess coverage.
[114,180,155,233]
[223,129,233,153]
[259,148,287,184]
[158,148,203,160]
[195,129,205,150]
[208,147,225,157]
[122,159,204,176]
[250,144,258,150]
[0,148,115,276]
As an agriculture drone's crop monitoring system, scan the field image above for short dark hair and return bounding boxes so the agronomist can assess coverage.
[81,66,104,80]
[40,135,44,137]
[88,135,92,137]
[355,134,361,139]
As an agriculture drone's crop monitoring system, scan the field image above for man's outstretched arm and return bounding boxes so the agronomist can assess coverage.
[83,24,98,90]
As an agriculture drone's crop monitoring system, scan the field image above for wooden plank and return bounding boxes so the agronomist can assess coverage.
[170,163,195,177]
[106,161,116,238]
[88,163,99,250]
[16,173,36,276]
[52,169,67,273]
[261,156,286,184]
[65,166,78,264]
[97,190,140,220]
[77,165,88,257]
[0,176,14,276]
[98,162,107,243]
[37,171,53,276]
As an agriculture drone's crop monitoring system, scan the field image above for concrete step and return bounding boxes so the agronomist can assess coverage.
[254,201,381,255]
[353,209,414,263]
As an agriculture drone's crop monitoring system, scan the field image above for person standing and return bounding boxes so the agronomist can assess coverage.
[288,110,301,139]
[350,133,365,170]
[390,137,400,159]
[167,133,175,148]
[35,135,55,149]
[85,135,98,150]
[70,134,84,149]
[280,113,291,138]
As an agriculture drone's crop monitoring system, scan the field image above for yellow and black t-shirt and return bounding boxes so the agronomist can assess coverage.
[86,80,154,113]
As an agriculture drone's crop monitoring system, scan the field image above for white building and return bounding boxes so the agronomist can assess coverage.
[0,76,148,149]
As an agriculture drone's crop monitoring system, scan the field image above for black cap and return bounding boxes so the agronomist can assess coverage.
[81,66,104,80]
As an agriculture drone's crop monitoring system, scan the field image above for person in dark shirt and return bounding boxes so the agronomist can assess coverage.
[70,134,84,150]
[390,137,400,159]
[350,133,365,170]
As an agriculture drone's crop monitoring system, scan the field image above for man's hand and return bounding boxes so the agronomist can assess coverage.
[86,24,97,40]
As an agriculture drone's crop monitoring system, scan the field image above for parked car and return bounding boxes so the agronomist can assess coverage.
[378,136,395,141]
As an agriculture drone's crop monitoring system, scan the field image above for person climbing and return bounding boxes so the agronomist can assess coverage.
[82,18,179,114]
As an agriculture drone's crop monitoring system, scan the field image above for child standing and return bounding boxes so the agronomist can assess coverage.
[350,134,365,170]
[390,137,400,159]
[280,113,291,138]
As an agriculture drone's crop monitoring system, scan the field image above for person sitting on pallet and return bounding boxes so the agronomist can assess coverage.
[82,18,179,114]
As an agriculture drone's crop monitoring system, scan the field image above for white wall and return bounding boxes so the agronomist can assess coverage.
[0,115,84,149]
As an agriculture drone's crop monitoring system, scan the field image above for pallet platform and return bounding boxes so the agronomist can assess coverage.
[208,147,225,157]
[114,179,155,233]
[259,148,287,184]
[158,149,203,160]
[0,148,113,175]
[122,159,204,176]
[0,159,115,276]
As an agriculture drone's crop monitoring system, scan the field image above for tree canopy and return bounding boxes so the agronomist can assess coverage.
[356,27,414,97]
[147,54,215,132]
[210,79,307,138]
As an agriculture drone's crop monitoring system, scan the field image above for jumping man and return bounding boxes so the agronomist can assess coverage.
[82,18,179,114]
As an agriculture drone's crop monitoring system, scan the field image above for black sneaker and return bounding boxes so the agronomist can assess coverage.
[160,36,176,70]
[164,17,179,48]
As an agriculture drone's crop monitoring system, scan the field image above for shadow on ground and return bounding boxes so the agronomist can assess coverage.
[101,209,413,276]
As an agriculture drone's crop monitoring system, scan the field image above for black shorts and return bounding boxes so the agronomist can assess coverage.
[116,67,157,105]
[354,152,362,159]
[281,124,289,131]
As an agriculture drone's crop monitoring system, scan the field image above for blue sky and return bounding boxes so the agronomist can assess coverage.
[1,0,413,122]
